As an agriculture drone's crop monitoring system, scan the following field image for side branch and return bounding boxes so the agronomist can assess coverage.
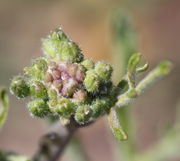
[116,61,172,108]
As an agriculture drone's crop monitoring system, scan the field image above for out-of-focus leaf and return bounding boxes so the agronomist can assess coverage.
[8,155,30,161]
[0,151,30,161]
[0,88,9,129]
[108,108,128,141]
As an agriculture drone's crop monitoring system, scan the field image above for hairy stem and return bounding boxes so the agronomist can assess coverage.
[116,61,172,108]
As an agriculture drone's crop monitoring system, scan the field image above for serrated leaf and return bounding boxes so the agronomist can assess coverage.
[108,108,128,141]
[0,88,9,129]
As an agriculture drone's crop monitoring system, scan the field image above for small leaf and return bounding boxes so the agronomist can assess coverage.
[108,108,128,141]
[127,53,141,73]
[136,63,149,73]
[0,88,9,129]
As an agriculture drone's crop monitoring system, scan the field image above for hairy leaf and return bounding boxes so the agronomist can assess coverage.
[108,108,128,141]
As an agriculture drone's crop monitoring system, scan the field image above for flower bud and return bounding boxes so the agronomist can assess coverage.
[94,61,113,81]
[30,81,48,99]
[91,97,112,118]
[24,58,48,80]
[53,80,63,91]
[10,76,30,98]
[48,89,58,100]
[42,29,68,57]
[53,98,75,116]
[81,59,94,70]
[59,41,83,63]
[61,79,78,97]
[45,72,53,83]
[73,89,87,103]
[83,70,99,92]
[28,99,50,117]
[75,105,92,124]
[51,69,61,79]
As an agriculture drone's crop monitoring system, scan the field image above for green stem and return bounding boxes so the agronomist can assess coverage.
[116,61,172,108]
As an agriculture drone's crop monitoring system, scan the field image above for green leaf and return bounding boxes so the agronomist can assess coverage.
[108,108,128,141]
[136,63,149,73]
[8,155,30,161]
[127,53,141,74]
[0,88,9,129]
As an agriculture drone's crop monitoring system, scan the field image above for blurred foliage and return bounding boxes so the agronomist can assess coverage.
[0,88,9,129]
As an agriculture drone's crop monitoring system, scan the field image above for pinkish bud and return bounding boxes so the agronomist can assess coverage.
[67,64,78,78]
[45,72,53,83]
[61,79,78,97]
[48,61,57,70]
[75,69,85,82]
[73,89,87,102]
[61,72,70,80]
[52,69,61,79]
[58,62,69,72]
[53,80,63,90]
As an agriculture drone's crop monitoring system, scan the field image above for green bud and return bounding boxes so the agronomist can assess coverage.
[10,76,30,98]
[48,89,58,100]
[91,97,112,118]
[48,99,58,108]
[28,99,50,117]
[52,98,75,116]
[42,29,68,57]
[51,28,68,41]
[75,105,92,124]
[91,99,103,118]
[42,38,59,57]
[95,61,113,81]
[83,70,100,92]
[24,58,48,80]
[59,41,83,63]
[81,59,94,70]
[30,81,47,99]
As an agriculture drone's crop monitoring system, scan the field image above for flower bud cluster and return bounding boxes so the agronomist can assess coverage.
[10,28,115,125]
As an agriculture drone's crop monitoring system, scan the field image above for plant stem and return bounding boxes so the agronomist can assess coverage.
[32,119,93,161]
[116,61,172,108]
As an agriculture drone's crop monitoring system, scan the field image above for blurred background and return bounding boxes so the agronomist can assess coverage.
[0,0,180,161]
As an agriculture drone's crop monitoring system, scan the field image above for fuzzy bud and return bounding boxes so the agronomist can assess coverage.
[91,97,113,118]
[75,105,92,124]
[95,61,113,81]
[83,70,100,92]
[10,76,30,98]
[73,89,87,103]
[58,41,83,63]
[81,59,94,70]
[28,99,50,117]
[30,81,48,99]
[52,98,75,116]
[48,89,58,100]
[24,58,48,80]
[42,29,68,57]
[61,79,78,97]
